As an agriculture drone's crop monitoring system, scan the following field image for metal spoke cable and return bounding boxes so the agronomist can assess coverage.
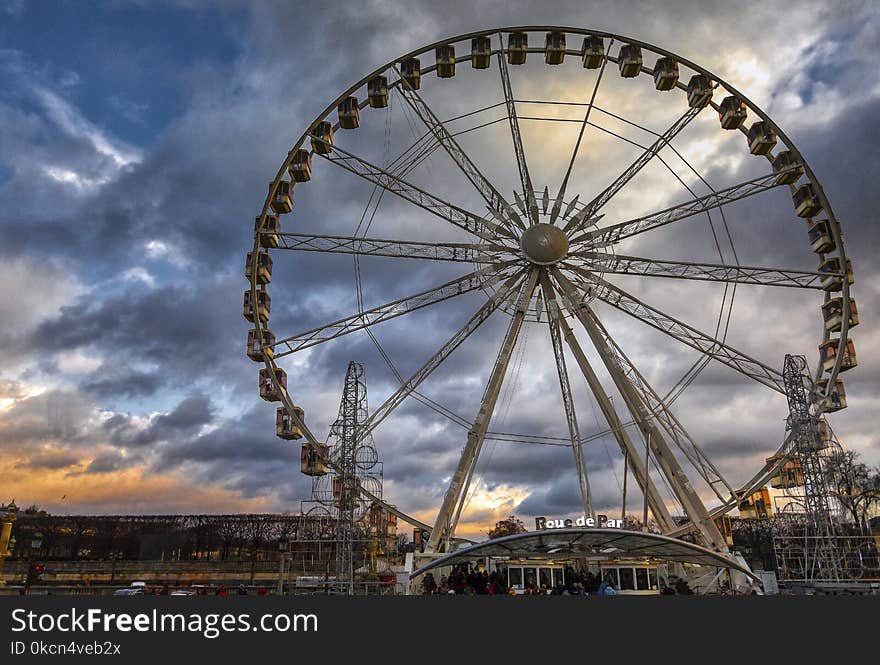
[548,38,613,225]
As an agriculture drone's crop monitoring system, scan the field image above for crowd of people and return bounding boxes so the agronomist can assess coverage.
[420,564,696,596]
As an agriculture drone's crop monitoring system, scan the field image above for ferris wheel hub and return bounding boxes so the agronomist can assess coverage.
[520,223,570,265]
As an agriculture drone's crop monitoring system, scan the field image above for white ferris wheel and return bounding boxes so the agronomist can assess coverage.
[244,27,857,554]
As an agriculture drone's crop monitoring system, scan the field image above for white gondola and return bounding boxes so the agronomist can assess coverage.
[255,215,279,249]
[243,288,270,324]
[819,338,857,373]
[815,378,846,412]
[400,57,421,89]
[368,76,388,108]
[582,35,604,69]
[310,121,334,155]
[686,74,713,108]
[618,44,642,77]
[822,297,859,333]
[718,95,747,129]
[807,220,834,254]
[338,96,360,129]
[436,44,455,78]
[270,180,292,214]
[793,183,821,218]
[508,31,528,65]
[245,250,273,285]
[772,150,804,185]
[818,257,854,292]
[545,31,566,65]
[276,406,305,440]
[259,367,287,402]
[653,57,678,90]
[301,441,329,476]
[289,149,312,183]
[746,121,777,155]
[471,36,491,69]
[247,328,275,361]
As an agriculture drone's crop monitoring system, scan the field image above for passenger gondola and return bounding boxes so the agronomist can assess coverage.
[277,406,305,440]
[310,121,334,155]
[817,257,854,291]
[255,215,279,249]
[815,378,846,412]
[746,121,777,155]
[401,57,421,89]
[771,150,804,184]
[247,328,275,361]
[436,44,456,78]
[653,57,678,90]
[245,250,273,285]
[289,149,312,182]
[793,183,821,218]
[270,180,292,214]
[338,96,360,129]
[807,220,834,254]
[618,44,642,77]
[243,288,270,324]
[821,297,859,333]
[818,338,857,373]
[471,36,491,69]
[686,74,712,108]
[259,367,287,402]
[718,95,747,129]
[508,32,528,65]
[581,35,604,69]
[368,76,388,108]
[545,31,566,65]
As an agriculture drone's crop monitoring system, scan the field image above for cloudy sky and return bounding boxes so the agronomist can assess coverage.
[1,0,877,540]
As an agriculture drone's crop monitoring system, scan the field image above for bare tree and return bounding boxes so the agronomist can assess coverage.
[825,450,880,529]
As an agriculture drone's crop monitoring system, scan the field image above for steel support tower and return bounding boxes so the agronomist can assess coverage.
[329,362,368,594]
[779,354,843,582]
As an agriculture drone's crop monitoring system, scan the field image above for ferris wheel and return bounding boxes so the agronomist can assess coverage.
[244,27,857,554]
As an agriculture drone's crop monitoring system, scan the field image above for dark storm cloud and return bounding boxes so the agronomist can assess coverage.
[2,0,878,522]
[82,365,163,399]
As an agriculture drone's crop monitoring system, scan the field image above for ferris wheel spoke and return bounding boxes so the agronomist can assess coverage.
[555,273,734,501]
[312,139,514,242]
[426,268,540,552]
[564,106,704,235]
[552,269,731,551]
[539,272,594,519]
[567,252,831,289]
[359,271,526,440]
[496,33,539,226]
[570,169,796,246]
[563,266,785,392]
[271,262,517,358]
[550,282,675,531]
[274,232,513,263]
[549,39,613,227]
[394,68,525,235]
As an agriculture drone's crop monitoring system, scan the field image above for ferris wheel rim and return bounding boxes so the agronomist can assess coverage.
[247,26,854,539]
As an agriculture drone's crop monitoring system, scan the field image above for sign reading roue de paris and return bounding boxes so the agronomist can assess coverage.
[535,515,625,530]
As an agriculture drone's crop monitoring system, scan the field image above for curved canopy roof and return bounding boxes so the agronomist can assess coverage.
[412,528,757,581]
